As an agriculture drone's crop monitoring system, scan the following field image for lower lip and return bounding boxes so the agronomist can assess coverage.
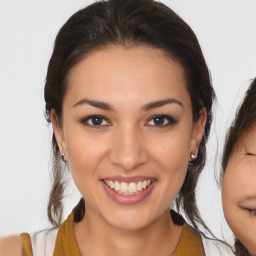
[102,181,155,205]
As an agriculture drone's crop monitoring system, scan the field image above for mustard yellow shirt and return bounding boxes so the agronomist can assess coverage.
[21,211,205,256]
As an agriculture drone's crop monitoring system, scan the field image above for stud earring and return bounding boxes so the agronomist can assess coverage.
[61,153,68,163]
[190,150,197,160]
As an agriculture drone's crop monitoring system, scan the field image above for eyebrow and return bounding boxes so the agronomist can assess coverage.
[243,196,256,202]
[73,97,183,111]
[142,98,183,111]
[73,98,115,111]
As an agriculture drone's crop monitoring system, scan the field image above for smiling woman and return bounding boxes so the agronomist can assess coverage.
[222,78,256,256]
[0,0,233,255]
[52,46,199,235]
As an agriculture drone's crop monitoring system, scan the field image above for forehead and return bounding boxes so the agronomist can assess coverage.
[236,126,256,150]
[65,45,190,107]
[229,126,256,160]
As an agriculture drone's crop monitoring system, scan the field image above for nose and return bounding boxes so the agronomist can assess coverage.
[108,125,149,172]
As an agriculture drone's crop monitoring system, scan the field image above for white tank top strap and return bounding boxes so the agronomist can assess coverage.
[202,237,235,256]
[30,228,59,256]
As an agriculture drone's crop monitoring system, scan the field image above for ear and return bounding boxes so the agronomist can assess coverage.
[188,107,207,162]
[51,109,68,161]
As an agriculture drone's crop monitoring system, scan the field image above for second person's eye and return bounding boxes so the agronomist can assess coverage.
[246,152,256,156]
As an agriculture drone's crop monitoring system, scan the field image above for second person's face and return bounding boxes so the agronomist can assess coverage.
[53,45,206,231]
[222,127,256,255]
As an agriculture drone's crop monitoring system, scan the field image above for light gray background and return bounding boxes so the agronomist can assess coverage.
[0,0,255,243]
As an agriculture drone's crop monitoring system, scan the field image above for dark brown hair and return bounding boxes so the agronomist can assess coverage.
[221,78,256,173]
[221,78,256,256]
[44,0,215,235]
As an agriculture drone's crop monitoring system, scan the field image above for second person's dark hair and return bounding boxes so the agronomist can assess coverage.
[222,78,256,175]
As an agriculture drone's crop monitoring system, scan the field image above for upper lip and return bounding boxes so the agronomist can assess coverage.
[101,176,156,183]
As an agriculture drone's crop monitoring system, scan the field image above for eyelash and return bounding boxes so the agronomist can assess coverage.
[146,115,178,127]
[80,114,177,128]
[80,115,111,128]
[246,152,255,156]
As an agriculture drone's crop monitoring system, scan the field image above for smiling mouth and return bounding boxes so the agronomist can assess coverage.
[103,180,153,195]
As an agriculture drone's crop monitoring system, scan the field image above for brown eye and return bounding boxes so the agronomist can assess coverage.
[91,117,104,125]
[81,115,110,127]
[146,115,177,127]
[153,116,165,125]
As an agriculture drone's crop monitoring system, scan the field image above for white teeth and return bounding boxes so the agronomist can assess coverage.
[137,181,143,191]
[142,180,147,189]
[120,182,128,193]
[129,182,137,193]
[114,181,120,191]
[109,181,114,189]
[105,179,153,195]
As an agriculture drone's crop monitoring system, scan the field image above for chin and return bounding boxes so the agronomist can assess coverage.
[104,211,154,232]
[237,237,256,256]
[247,246,256,256]
[111,222,146,231]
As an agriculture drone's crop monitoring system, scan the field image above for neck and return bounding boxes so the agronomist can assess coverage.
[74,208,183,256]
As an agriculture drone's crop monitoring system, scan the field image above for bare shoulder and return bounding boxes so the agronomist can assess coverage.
[0,235,22,256]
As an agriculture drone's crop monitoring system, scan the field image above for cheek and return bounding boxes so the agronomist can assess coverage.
[64,128,109,181]
[222,166,240,221]
[222,164,256,253]
[149,130,191,182]
[151,128,191,161]
[223,163,255,206]
[148,136,189,207]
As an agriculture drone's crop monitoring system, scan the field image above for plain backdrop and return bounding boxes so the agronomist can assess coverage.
[0,0,256,243]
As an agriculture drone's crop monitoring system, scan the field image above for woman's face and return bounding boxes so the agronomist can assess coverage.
[222,127,256,255]
[53,45,206,230]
